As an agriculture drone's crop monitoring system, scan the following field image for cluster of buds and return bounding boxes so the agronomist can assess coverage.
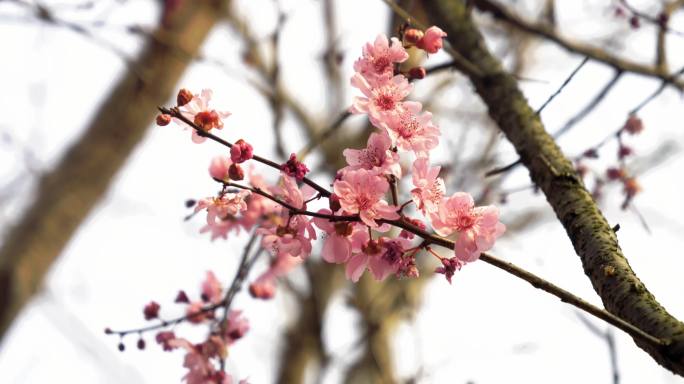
[575,114,644,209]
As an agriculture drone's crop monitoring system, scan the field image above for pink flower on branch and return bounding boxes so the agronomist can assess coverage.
[350,73,414,126]
[411,157,445,214]
[417,26,447,54]
[380,105,440,156]
[342,131,401,178]
[431,192,506,263]
[177,89,231,144]
[333,168,399,228]
[257,176,317,259]
[353,34,408,85]
[313,209,369,264]
[345,237,411,282]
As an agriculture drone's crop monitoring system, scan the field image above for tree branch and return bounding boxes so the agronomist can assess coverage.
[424,0,684,374]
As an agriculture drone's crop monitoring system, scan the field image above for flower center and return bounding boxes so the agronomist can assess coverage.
[375,93,396,111]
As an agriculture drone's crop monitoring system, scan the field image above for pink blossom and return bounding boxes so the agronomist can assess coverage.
[430,192,506,263]
[380,105,440,156]
[178,89,231,143]
[239,169,280,231]
[417,26,447,54]
[350,73,413,126]
[313,209,369,264]
[224,310,249,343]
[195,190,251,230]
[155,331,176,351]
[342,132,401,178]
[209,156,231,180]
[201,271,223,304]
[353,34,408,85]
[346,237,411,282]
[257,177,317,258]
[411,157,445,214]
[435,257,463,284]
[230,139,254,163]
[168,337,222,384]
[333,169,399,228]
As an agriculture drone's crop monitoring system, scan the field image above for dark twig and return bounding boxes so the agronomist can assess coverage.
[159,106,332,197]
[536,57,589,115]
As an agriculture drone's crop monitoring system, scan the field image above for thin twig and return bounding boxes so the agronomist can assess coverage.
[159,106,332,197]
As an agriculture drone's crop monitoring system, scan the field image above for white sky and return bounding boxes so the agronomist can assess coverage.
[1,0,684,383]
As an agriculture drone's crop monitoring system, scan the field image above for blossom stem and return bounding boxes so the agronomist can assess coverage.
[218,178,667,347]
[159,106,331,197]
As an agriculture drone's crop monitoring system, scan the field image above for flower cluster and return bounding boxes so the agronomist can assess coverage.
[139,25,505,384]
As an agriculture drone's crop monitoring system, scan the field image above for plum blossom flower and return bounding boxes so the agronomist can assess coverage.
[201,271,222,304]
[411,157,445,214]
[223,310,249,343]
[257,176,317,258]
[353,34,408,85]
[380,104,440,156]
[350,73,414,126]
[333,168,399,228]
[178,89,231,143]
[345,237,411,282]
[239,169,280,231]
[430,192,506,263]
[195,190,250,227]
[417,26,447,54]
[313,210,369,264]
[342,132,401,178]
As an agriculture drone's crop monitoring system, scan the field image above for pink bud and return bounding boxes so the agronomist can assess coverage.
[417,26,447,54]
[143,301,160,320]
[156,114,172,126]
[280,153,309,181]
[407,66,426,80]
[230,139,254,163]
[403,28,424,45]
[228,163,245,181]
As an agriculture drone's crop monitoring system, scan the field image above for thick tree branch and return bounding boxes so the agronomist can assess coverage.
[424,0,684,374]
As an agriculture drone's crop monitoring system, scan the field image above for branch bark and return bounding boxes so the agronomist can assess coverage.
[0,0,225,343]
[424,0,684,375]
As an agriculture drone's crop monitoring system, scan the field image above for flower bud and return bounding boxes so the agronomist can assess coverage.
[177,88,193,106]
[156,113,172,126]
[228,163,245,181]
[407,66,426,81]
[403,28,424,45]
[623,115,643,135]
[230,139,254,163]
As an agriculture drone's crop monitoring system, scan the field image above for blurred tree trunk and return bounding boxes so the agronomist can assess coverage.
[0,0,226,343]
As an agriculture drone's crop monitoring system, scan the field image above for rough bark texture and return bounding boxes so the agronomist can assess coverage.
[424,0,684,374]
[0,1,225,342]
